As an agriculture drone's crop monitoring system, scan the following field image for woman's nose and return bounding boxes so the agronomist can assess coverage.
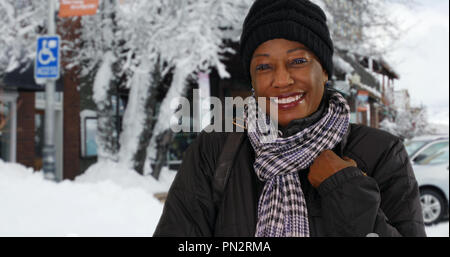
[273,66,293,88]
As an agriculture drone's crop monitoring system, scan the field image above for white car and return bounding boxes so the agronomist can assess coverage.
[405,135,449,225]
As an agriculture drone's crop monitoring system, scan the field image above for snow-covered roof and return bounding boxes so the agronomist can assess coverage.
[355,82,382,99]
[378,58,400,79]
[334,50,382,92]
[333,55,354,74]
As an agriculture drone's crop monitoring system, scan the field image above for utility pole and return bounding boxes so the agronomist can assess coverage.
[42,0,58,181]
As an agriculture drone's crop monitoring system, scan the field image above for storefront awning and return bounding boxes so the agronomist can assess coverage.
[1,63,63,92]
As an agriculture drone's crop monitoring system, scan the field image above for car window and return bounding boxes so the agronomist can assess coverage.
[414,141,449,164]
[405,140,428,156]
[417,146,449,165]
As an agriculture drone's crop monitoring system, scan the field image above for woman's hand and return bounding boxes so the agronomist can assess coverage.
[308,150,357,188]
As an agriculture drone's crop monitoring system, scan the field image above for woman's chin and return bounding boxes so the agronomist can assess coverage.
[276,117,298,128]
[277,113,309,127]
[265,104,312,127]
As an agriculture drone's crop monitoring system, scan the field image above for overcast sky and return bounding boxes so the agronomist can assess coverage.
[386,0,449,125]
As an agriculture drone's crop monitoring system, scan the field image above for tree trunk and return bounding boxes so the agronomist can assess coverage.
[151,129,174,179]
[133,63,162,173]
[143,65,191,179]
[132,59,172,174]
[93,52,119,162]
[96,87,119,161]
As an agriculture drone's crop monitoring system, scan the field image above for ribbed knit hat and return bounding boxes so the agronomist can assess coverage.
[240,0,334,81]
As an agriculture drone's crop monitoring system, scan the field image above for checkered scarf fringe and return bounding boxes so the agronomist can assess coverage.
[245,92,350,237]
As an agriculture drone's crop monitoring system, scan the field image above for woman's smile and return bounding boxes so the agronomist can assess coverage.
[270,92,306,110]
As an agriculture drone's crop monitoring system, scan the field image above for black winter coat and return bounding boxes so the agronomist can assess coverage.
[153,123,426,237]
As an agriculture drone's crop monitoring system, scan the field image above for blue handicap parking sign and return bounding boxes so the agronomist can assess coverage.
[35,35,60,80]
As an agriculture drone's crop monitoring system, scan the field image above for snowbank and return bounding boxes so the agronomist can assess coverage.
[426,222,449,237]
[76,161,175,195]
[0,160,176,236]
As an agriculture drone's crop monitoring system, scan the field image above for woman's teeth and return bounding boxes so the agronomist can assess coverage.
[272,93,304,104]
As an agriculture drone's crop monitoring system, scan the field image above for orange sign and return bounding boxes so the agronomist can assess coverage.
[59,0,99,17]
[356,91,369,112]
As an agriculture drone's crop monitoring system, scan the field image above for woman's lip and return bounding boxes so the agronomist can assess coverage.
[270,93,306,110]
[276,92,304,98]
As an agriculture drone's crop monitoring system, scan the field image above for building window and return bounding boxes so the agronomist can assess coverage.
[80,110,98,158]
[84,117,98,157]
[0,101,12,161]
[0,91,17,162]
[167,132,197,166]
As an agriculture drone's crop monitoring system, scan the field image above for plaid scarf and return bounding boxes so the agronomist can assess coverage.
[245,91,350,237]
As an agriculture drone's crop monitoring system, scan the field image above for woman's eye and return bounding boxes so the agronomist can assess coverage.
[256,64,271,71]
[291,58,308,65]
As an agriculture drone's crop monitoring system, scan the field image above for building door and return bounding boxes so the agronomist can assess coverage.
[34,110,44,171]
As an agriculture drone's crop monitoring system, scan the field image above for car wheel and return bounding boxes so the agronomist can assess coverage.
[420,189,445,225]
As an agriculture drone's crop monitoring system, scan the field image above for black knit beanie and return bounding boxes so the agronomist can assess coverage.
[240,0,334,81]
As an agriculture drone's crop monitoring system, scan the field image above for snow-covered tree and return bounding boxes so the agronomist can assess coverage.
[315,0,412,57]
[115,0,253,176]
[63,0,134,163]
[380,105,430,140]
[0,0,47,78]
[144,0,254,177]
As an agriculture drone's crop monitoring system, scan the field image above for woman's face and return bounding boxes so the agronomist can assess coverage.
[250,38,328,127]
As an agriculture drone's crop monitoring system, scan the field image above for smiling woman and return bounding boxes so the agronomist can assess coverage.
[154,0,427,237]
[250,39,328,126]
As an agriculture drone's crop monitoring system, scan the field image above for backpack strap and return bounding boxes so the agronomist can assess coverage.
[212,132,245,208]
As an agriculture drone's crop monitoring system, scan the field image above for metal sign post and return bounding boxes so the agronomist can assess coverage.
[35,0,59,181]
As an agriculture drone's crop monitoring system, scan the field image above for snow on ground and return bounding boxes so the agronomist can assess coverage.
[0,160,175,236]
[426,222,449,237]
[0,159,448,237]
[76,160,175,195]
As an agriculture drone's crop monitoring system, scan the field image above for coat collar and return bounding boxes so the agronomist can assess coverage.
[334,123,351,157]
